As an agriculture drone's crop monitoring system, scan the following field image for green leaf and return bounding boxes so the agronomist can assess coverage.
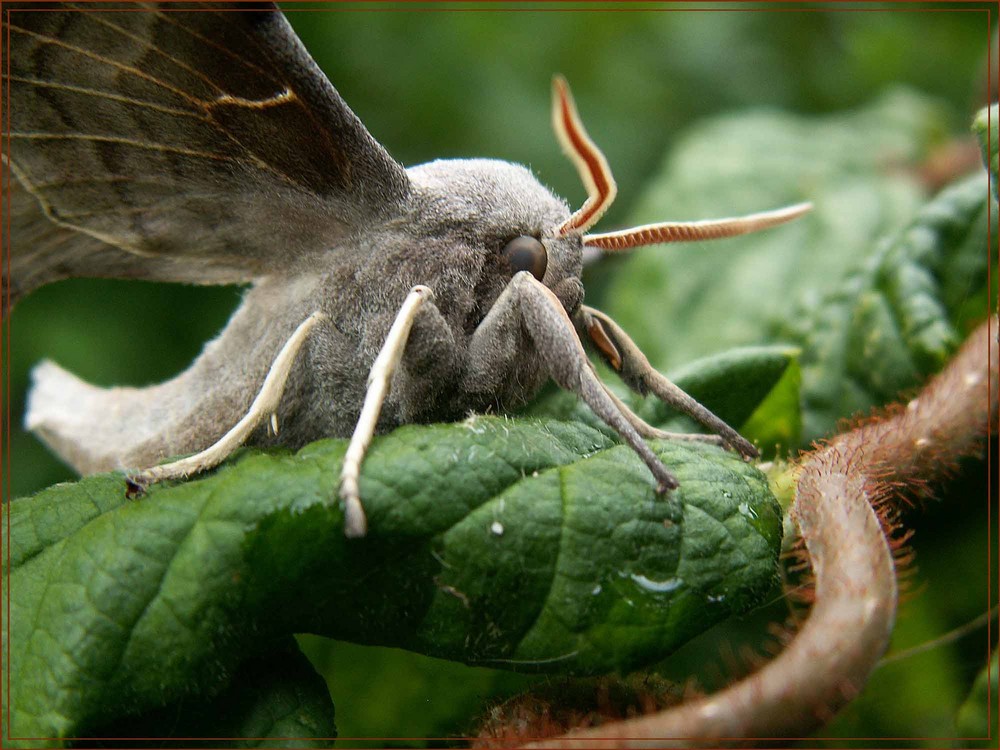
[597,89,948,370]
[83,640,338,747]
[956,649,998,744]
[775,173,993,442]
[973,104,998,197]
[7,418,780,740]
[739,356,803,456]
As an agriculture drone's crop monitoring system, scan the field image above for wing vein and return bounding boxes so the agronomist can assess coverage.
[11,131,305,189]
[57,204,162,220]
[5,20,211,109]
[31,175,175,189]
[5,73,207,119]
[64,7,239,100]
[9,132,235,162]
[153,9,282,86]
[8,156,143,253]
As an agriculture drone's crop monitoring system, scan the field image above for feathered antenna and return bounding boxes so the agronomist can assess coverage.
[552,75,617,236]
[583,203,813,251]
[551,76,812,247]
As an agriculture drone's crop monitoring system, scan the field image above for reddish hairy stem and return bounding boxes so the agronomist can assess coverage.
[524,316,997,747]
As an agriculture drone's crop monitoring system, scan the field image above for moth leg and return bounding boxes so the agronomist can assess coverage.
[340,285,435,539]
[128,311,326,491]
[576,305,758,459]
[595,375,727,446]
[469,271,679,493]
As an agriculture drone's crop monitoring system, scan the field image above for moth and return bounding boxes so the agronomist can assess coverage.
[5,3,810,537]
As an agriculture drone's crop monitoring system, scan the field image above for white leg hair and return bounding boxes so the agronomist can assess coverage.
[340,285,434,538]
[129,311,325,489]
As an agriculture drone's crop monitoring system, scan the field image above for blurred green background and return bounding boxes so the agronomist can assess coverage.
[5,3,996,744]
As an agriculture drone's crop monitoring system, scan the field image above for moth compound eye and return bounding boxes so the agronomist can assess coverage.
[502,236,547,281]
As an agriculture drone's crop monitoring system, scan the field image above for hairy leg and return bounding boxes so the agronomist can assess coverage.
[575,304,758,459]
[127,311,326,492]
[465,271,680,493]
[339,285,436,538]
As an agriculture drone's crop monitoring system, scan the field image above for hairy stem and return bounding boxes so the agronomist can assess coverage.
[524,316,997,747]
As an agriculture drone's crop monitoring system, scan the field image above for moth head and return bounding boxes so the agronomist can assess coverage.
[405,77,810,322]
[404,158,581,312]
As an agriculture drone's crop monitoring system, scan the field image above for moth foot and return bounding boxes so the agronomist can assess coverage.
[342,492,368,539]
[655,473,680,494]
[729,435,760,461]
[704,434,759,461]
[659,431,759,460]
[695,433,759,460]
[124,475,148,500]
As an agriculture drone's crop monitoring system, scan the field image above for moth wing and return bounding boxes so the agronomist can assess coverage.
[7,175,254,304]
[4,2,410,302]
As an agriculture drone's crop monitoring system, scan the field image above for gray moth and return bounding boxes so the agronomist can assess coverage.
[5,2,810,537]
